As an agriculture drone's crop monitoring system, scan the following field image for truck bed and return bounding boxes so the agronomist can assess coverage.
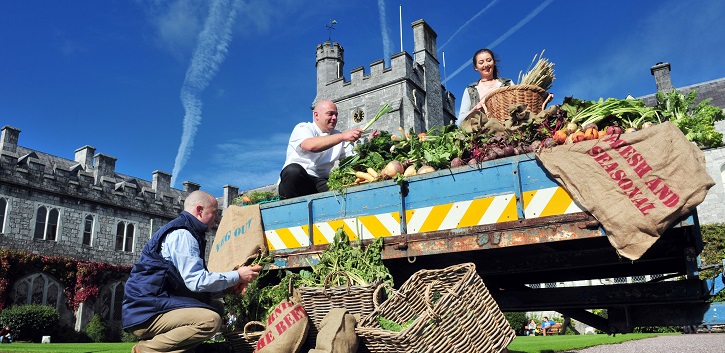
[258,153,717,333]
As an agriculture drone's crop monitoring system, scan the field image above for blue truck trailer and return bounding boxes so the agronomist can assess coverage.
[256,152,724,334]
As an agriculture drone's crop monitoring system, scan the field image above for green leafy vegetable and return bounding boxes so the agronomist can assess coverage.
[656,89,724,148]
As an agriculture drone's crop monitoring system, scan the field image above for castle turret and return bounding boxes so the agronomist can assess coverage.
[412,20,443,129]
[315,42,344,104]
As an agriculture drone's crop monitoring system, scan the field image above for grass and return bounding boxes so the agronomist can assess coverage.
[507,333,661,353]
[0,334,662,353]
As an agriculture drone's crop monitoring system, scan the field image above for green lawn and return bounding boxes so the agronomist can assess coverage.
[0,333,662,353]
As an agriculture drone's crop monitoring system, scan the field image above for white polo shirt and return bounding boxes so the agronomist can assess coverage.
[281,122,348,178]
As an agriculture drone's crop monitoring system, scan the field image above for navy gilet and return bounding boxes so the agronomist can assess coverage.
[122,211,215,329]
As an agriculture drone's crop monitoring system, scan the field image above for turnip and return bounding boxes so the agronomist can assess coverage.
[381,160,404,179]
[403,165,417,177]
[417,165,435,174]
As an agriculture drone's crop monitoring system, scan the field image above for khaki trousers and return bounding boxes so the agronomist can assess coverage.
[131,307,221,353]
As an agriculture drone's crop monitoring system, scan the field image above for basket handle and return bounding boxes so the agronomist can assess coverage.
[424,280,455,320]
[541,92,553,112]
[322,271,351,296]
[243,321,266,340]
[372,282,406,310]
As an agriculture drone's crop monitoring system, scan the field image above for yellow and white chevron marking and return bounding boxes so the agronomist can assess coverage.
[265,193,518,250]
[522,186,583,218]
[405,194,517,233]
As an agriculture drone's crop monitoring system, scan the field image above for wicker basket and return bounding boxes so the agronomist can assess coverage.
[223,321,265,353]
[355,263,515,353]
[298,271,381,347]
[483,84,549,122]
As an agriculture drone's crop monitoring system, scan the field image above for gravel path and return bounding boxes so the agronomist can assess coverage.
[560,333,725,353]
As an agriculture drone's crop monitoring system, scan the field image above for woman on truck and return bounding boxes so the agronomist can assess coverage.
[456,48,512,126]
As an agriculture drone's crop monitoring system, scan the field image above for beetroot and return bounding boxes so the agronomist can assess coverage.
[543,138,557,148]
[450,157,465,168]
[502,146,515,157]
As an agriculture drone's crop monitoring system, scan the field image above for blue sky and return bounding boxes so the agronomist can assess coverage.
[2,0,724,197]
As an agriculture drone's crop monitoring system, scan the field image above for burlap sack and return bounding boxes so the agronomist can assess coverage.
[255,299,309,353]
[208,204,267,272]
[461,110,505,135]
[536,122,714,260]
[309,308,358,353]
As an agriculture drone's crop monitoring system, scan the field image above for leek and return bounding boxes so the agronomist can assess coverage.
[363,103,392,131]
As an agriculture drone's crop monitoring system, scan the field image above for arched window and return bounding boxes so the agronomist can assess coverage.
[98,281,125,322]
[33,206,60,241]
[12,273,63,310]
[115,221,135,252]
[0,198,7,234]
[83,215,94,246]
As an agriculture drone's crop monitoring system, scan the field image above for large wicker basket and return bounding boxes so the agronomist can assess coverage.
[223,321,265,353]
[483,84,549,122]
[355,263,515,353]
[298,271,381,347]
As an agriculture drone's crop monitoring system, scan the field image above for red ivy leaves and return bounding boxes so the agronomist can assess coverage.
[0,249,131,310]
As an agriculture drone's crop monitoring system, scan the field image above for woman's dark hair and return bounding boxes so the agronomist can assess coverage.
[472,48,499,78]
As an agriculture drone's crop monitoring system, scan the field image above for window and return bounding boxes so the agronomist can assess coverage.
[12,273,63,310]
[33,206,59,241]
[98,281,125,322]
[115,221,135,252]
[0,198,6,233]
[82,215,94,246]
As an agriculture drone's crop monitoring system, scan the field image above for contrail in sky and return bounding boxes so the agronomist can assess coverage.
[443,0,554,86]
[438,0,499,53]
[377,0,392,65]
[171,0,240,187]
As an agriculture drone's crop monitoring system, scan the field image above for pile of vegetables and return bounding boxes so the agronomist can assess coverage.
[225,228,393,325]
[327,89,723,191]
[298,227,393,288]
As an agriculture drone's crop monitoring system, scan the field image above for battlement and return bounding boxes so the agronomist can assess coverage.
[0,125,192,217]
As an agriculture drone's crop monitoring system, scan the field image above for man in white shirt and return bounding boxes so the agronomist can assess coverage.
[278,100,363,198]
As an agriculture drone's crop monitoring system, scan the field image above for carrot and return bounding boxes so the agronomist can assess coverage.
[366,168,379,179]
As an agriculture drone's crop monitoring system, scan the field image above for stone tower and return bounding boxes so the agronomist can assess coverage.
[314,19,456,136]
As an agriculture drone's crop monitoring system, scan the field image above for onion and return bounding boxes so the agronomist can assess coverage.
[381,160,404,179]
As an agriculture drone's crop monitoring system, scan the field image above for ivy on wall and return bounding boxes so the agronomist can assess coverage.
[0,249,131,310]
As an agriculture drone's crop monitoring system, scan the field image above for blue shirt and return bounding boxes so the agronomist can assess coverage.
[161,229,240,293]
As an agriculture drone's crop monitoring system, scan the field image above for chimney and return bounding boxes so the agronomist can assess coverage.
[223,185,239,210]
[183,181,200,193]
[93,154,116,183]
[1,126,21,154]
[74,145,96,171]
[152,170,172,194]
[650,62,674,93]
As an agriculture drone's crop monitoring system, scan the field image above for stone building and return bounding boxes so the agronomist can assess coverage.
[314,19,457,136]
[640,62,725,225]
[0,125,218,331]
